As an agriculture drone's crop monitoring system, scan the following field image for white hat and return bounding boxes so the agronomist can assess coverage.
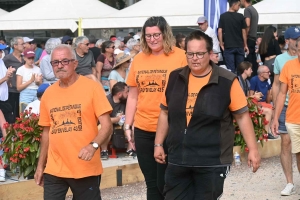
[23,37,34,43]
[133,35,140,40]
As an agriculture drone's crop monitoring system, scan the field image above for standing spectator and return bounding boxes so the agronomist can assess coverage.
[16,49,42,105]
[3,37,25,119]
[258,26,281,84]
[241,0,259,76]
[0,37,10,57]
[125,16,187,200]
[31,40,43,64]
[34,44,112,200]
[278,35,287,53]
[108,52,133,90]
[218,0,248,73]
[40,38,61,84]
[23,37,34,50]
[272,38,300,197]
[154,30,260,199]
[271,27,300,196]
[88,35,101,63]
[96,41,115,91]
[175,33,186,50]
[74,36,97,78]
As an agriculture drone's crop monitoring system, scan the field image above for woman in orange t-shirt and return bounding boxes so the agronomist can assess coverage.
[125,16,187,200]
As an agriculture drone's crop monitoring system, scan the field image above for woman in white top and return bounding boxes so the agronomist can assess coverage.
[108,52,134,90]
[16,49,42,105]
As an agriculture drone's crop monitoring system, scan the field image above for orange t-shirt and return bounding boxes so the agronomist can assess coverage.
[126,47,187,132]
[161,72,247,125]
[279,58,300,124]
[39,76,112,178]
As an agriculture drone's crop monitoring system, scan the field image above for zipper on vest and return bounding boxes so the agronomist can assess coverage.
[182,129,187,164]
[184,129,187,134]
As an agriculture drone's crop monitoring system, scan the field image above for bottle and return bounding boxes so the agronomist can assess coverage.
[118,115,125,126]
[234,152,241,166]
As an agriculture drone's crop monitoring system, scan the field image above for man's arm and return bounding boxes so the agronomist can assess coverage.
[266,89,272,103]
[233,111,260,172]
[242,29,249,53]
[218,28,224,51]
[245,18,251,36]
[34,126,50,186]
[271,74,280,105]
[154,109,169,164]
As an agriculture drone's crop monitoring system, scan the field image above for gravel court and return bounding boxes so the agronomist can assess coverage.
[101,156,300,200]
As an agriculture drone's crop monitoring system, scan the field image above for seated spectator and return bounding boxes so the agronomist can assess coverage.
[124,39,140,55]
[40,38,61,84]
[24,83,51,115]
[108,52,133,90]
[175,33,186,50]
[16,49,43,105]
[101,82,136,159]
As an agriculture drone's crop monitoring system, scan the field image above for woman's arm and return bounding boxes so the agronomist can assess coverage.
[96,61,103,80]
[109,79,117,91]
[16,74,35,92]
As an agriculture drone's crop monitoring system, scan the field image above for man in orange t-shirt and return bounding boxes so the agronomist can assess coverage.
[34,45,112,200]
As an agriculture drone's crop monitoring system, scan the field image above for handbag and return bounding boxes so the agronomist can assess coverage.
[112,129,126,149]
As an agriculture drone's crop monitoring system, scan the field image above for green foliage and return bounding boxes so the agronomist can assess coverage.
[99,0,126,10]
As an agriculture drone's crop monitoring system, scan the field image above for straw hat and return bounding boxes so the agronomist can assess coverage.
[113,52,134,69]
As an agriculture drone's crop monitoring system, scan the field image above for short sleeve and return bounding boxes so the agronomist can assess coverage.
[249,77,256,91]
[244,7,251,18]
[16,67,23,76]
[126,60,137,87]
[273,57,280,75]
[229,79,248,113]
[241,15,247,29]
[108,70,118,81]
[160,92,168,110]
[92,83,112,118]
[38,93,51,126]
[279,63,289,85]
[96,54,105,63]
[218,14,224,29]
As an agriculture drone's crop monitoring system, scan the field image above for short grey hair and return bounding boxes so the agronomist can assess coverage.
[51,44,77,60]
[95,39,105,48]
[126,38,139,50]
[10,36,23,49]
[74,36,88,48]
[45,38,61,54]
[114,39,122,49]
[257,65,267,75]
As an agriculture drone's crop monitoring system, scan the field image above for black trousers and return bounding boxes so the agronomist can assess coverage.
[0,100,14,124]
[7,92,20,119]
[44,173,101,200]
[164,164,230,200]
[134,127,168,200]
[245,38,258,77]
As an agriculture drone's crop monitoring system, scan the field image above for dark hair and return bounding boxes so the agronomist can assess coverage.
[110,35,116,39]
[0,37,6,43]
[228,0,240,7]
[175,33,186,49]
[111,82,127,96]
[185,30,213,52]
[37,92,43,98]
[245,0,251,2]
[238,61,252,75]
[278,35,285,46]
[88,35,97,44]
[123,36,132,45]
[101,41,114,53]
[259,26,277,55]
[129,32,135,37]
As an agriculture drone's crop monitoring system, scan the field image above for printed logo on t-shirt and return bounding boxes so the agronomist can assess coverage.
[50,104,82,134]
[186,92,198,118]
[291,75,300,93]
[136,70,167,93]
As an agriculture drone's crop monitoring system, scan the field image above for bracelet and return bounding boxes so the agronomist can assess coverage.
[154,144,163,147]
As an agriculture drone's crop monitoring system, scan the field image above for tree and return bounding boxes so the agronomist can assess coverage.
[99,0,126,10]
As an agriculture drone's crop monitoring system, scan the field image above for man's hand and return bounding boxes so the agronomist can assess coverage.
[253,91,263,101]
[154,146,167,164]
[34,167,45,187]
[247,149,260,172]
[78,144,97,161]
[124,129,135,150]
[220,45,224,51]
[271,119,279,136]
[244,46,249,54]
[5,66,15,79]
[35,74,43,84]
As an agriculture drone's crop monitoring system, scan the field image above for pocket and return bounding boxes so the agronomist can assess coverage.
[197,93,224,118]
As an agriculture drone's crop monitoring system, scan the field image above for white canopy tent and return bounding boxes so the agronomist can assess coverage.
[0,0,117,32]
[82,0,204,29]
[239,0,300,25]
[0,8,8,16]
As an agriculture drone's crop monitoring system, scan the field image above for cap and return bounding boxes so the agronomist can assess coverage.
[213,49,221,54]
[197,16,207,24]
[284,27,300,40]
[133,35,140,40]
[110,37,117,41]
[23,48,35,58]
[23,37,34,43]
[0,44,6,50]
[62,35,72,44]
[37,83,51,93]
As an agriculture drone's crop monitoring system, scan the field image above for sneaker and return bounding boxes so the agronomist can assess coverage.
[0,169,5,182]
[281,183,295,196]
[267,133,277,139]
[101,150,109,160]
[126,149,137,158]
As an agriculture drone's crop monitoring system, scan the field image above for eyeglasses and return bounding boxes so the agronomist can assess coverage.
[107,46,115,49]
[145,33,162,40]
[81,43,89,46]
[65,41,72,45]
[50,59,75,67]
[185,51,208,59]
[262,71,270,74]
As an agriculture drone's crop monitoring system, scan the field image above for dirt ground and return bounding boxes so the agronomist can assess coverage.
[100,156,300,200]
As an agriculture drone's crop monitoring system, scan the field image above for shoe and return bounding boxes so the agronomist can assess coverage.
[0,169,5,182]
[281,183,295,196]
[267,133,277,139]
[126,149,137,158]
[101,150,109,160]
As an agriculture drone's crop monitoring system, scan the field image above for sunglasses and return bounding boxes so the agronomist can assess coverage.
[81,43,89,46]
[107,46,115,49]
[65,41,72,45]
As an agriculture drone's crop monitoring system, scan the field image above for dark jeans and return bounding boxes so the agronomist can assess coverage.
[44,173,101,200]
[245,38,258,77]
[7,92,19,119]
[164,164,230,200]
[223,47,245,74]
[134,127,167,200]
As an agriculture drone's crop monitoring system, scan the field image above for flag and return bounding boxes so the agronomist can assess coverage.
[204,0,227,32]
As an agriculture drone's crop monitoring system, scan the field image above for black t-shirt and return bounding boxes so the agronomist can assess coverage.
[260,39,281,62]
[218,12,247,49]
[89,47,101,63]
[107,94,126,125]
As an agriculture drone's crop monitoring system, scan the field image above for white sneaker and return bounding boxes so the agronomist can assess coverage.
[281,183,295,196]
[0,169,5,182]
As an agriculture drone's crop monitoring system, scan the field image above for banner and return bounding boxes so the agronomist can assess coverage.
[204,0,227,32]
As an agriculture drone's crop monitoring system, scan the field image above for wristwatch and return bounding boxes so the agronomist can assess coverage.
[124,124,132,130]
[90,142,99,150]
